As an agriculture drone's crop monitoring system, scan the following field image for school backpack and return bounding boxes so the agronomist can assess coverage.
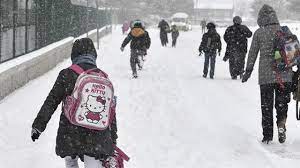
[204,33,220,52]
[273,26,300,71]
[272,26,300,89]
[63,64,115,130]
[104,145,130,168]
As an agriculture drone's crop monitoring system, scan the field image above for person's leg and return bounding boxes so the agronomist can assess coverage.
[130,51,137,76]
[65,156,79,168]
[260,84,275,142]
[229,56,236,79]
[160,32,164,46]
[232,51,241,78]
[275,83,291,143]
[210,53,216,78]
[166,33,169,44]
[84,155,104,168]
[236,52,246,78]
[203,52,209,77]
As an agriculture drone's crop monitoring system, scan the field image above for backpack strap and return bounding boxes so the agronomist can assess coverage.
[70,64,85,75]
[86,68,109,78]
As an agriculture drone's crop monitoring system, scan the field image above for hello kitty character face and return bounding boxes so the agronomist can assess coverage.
[86,95,106,113]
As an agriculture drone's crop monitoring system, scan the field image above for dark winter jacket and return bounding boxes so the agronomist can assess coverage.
[121,27,151,51]
[199,28,222,53]
[224,24,252,53]
[158,20,170,33]
[245,4,293,85]
[32,63,118,160]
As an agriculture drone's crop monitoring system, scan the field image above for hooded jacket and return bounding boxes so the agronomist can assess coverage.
[121,27,151,51]
[245,4,293,85]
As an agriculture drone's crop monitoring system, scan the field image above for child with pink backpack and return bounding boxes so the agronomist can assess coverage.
[31,38,129,168]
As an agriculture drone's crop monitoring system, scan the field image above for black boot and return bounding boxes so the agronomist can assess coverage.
[278,127,286,144]
[132,72,138,78]
[262,136,273,144]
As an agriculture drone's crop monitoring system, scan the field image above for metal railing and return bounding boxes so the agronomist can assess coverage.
[0,0,112,63]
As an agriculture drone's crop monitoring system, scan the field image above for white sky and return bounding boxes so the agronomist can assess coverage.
[194,0,254,9]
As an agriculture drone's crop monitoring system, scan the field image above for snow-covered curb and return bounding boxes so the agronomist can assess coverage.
[0,26,112,100]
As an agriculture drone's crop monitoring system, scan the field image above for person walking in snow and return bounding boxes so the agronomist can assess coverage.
[122,20,130,34]
[242,5,293,144]
[121,20,151,78]
[224,16,252,80]
[199,22,222,79]
[201,19,207,34]
[158,19,170,47]
[31,38,118,168]
[171,25,179,47]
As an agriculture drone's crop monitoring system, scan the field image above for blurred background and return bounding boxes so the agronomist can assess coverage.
[0,0,299,63]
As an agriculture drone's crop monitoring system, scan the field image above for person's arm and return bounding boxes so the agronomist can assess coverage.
[242,25,253,38]
[217,34,222,55]
[199,34,208,53]
[121,33,133,48]
[32,69,69,132]
[245,30,260,71]
[110,114,118,144]
[242,30,260,82]
[145,32,151,49]
[223,27,231,43]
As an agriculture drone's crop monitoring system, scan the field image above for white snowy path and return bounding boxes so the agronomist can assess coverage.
[1,26,300,168]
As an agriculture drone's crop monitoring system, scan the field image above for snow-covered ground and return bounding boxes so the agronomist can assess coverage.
[1,25,300,168]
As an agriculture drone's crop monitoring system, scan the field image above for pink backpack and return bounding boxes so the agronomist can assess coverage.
[104,145,130,168]
[63,64,115,130]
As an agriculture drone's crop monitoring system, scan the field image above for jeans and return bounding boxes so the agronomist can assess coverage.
[203,52,217,77]
[130,49,145,74]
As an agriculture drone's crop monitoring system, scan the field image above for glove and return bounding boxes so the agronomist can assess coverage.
[223,56,228,62]
[120,47,124,52]
[218,51,221,56]
[31,128,41,142]
[199,51,203,56]
[242,69,253,83]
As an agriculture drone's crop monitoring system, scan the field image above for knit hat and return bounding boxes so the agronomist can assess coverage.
[233,16,242,25]
[206,22,216,29]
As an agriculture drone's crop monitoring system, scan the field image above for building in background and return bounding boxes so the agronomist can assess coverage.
[193,0,233,26]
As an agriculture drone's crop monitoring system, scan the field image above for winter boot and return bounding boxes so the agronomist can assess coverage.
[203,74,207,78]
[262,136,273,144]
[278,127,286,143]
[132,72,138,79]
[277,119,287,143]
[232,76,237,80]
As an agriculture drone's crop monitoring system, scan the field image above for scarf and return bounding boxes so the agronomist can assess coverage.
[72,54,97,66]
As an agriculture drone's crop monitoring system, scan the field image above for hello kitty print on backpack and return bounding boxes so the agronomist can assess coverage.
[63,64,116,130]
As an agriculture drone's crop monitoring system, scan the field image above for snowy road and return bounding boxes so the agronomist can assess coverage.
[1,26,300,167]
